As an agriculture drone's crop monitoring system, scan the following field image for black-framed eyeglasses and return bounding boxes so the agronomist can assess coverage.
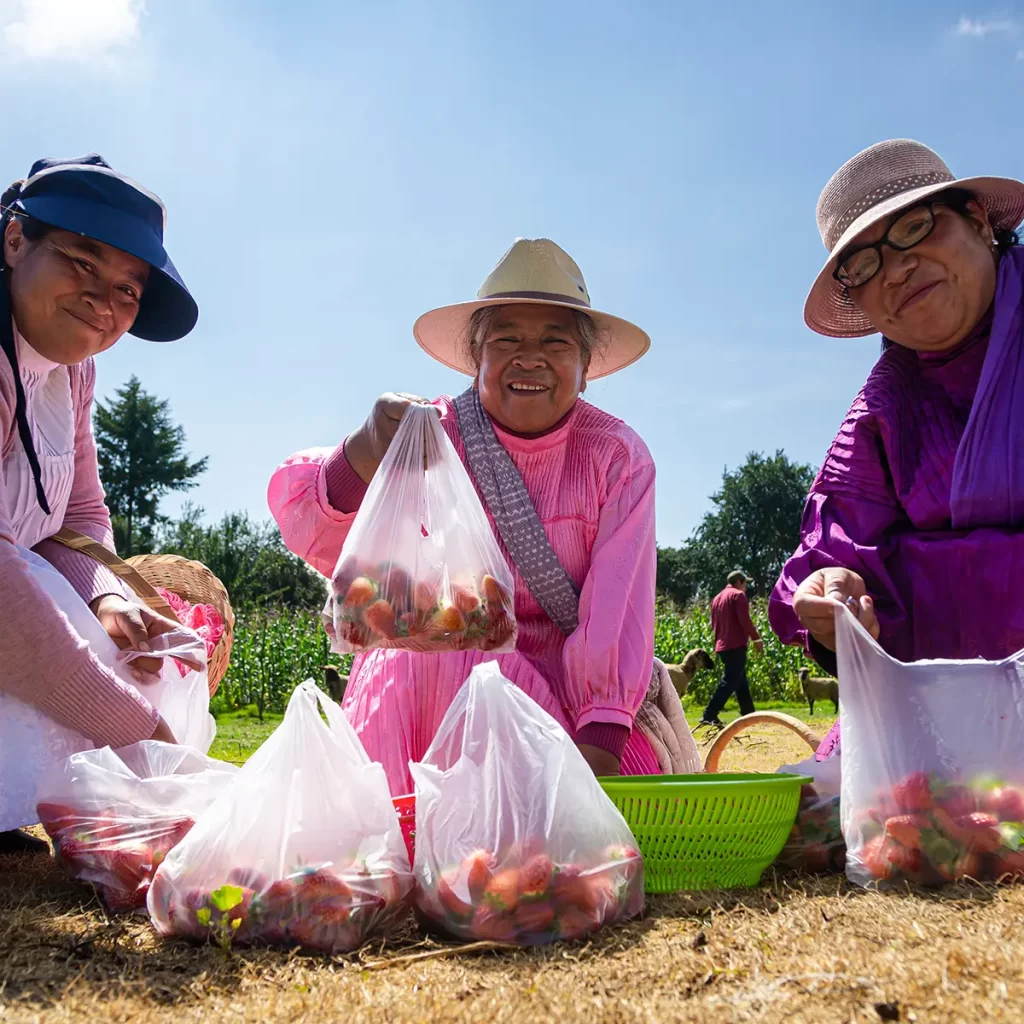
[833,202,940,290]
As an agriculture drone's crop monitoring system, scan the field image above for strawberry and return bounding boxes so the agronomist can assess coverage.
[954,812,1002,854]
[103,884,145,913]
[166,817,196,846]
[363,599,397,638]
[343,576,378,608]
[379,566,411,603]
[992,849,1024,879]
[952,851,985,881]
[463,849,495,903]
[452,585,482,615]
[985,787,1024,822]
[552,866,598,915]
[338,620,372,647]
[413,581,438,613]
[437,871,474,919]
[892,772,934,812]
[36,802,80,833]
[604,845,642,883]
[481,575,508,606]
[936,783,977,819]
[299,868,351,904]
[483,869,521,913]
[519,854,555,902]
[557,906,600,941]
[436,605,467,634]
[515,900,556,933]
[109,849,150,889]
[884,814,930,850]
[471,904,518,942]
[860,835,894,880]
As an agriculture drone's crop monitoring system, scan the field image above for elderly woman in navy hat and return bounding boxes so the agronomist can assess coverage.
[0,155,198,853]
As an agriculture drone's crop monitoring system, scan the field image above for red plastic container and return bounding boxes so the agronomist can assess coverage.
[393,794,415,864]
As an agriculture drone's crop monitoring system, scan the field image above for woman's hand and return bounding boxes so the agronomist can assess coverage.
[577,743,621,778]
[344,392,437,483]
[793,567,880,651]
[89,595,178,683]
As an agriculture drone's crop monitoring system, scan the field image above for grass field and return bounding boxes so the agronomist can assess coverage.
[6,702,1024,1023]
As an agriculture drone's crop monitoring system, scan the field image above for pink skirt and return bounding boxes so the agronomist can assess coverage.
[342,648,659,795]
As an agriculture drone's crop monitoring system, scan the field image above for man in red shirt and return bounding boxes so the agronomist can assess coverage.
[700,570,764,728]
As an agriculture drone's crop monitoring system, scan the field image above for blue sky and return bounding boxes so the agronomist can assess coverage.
[2,0,1022,546]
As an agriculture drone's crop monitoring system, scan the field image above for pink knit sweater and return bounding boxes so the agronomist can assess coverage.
[269,396,658,787]
[0,355,159,746]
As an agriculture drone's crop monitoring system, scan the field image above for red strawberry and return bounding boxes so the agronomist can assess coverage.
[519,854,555,902]
[552,866,598,915]
[515,901,556,933]
[300,869,351,904]
[471,904,518,942]
[363,599,396,638]
[452,585,481,615]
[892,772,934,812]
[936,784,977,819]
[557,906,600,941]
[413,582,438,613]
[463,849,495,903]
[338,620,372,648]
[436,605,467,634]
[954,812,1002,854]
[884,814,930,850]
[109,849,150,888]
[860,835,894,880]
[481,575,508,606]
[102,884,145,913]
[343,576,377,608]
[483,869,521,913]
[985,787,1024,822]
[437,871,474,919]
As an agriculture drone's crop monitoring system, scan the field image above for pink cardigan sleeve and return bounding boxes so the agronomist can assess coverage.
[562,439,656,734]
[0,361,158,747]
[268,445,361,577]
[34,360,128,605]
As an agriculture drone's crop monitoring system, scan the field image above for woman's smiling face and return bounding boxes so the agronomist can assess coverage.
[4,218,148,364]
[474,303,590,435]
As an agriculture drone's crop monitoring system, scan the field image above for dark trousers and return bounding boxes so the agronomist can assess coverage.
[703,647,755,721]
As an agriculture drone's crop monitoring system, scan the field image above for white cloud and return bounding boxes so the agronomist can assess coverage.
[954,16,1015,37]
[1,0,145,62]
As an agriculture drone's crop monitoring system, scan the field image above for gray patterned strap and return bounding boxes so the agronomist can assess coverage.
[453,388,580,635]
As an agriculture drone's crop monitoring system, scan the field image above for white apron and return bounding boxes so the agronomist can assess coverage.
[0,332,213,831]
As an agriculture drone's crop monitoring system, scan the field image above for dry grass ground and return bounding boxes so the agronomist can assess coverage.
[3,726,1022,1024]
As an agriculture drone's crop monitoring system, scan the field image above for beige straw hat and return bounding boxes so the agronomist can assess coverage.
[805,139,1024,337]
[414,238,651,379]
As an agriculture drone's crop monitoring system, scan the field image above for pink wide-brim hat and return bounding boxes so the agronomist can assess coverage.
[805,138,1024,338]
[414,237,651,379]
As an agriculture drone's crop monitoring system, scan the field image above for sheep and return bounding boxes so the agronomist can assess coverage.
[323,665,349,704]
[799,667,839,715]
[664,648,715,698]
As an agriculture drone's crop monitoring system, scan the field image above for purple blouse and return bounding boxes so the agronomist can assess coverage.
[771,247,1024,757]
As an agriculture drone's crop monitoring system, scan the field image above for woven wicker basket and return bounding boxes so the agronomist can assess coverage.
[51,529,234,696]
[702,712,823,773]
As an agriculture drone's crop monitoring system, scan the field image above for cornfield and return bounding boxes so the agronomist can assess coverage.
[215,598,812,718]
[654,597,813,704]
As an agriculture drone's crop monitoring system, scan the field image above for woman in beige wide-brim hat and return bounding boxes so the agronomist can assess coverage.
[769,138,1024,763]
[269,238,702,792]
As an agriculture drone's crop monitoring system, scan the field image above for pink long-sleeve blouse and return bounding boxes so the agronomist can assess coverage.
[269,396,657,764]
[0,354,159,747]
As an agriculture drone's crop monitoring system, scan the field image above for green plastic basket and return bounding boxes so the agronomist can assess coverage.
[598,773,811,893]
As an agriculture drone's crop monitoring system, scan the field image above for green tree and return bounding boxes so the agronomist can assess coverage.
[656,544,700,608]
[687,450,816,598]
[94,376,208,555]
[157,504,327,610]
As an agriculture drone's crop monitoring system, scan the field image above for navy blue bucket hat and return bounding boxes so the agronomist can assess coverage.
[4,154,197,341]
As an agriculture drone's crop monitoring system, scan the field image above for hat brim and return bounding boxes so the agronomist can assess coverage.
[18,194,198,342]
[804,175,1024,338]
[413,297,651,379]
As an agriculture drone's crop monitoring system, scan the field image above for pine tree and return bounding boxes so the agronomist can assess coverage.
[93,376,208,555]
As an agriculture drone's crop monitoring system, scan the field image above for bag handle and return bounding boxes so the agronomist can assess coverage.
[48,528,181,624]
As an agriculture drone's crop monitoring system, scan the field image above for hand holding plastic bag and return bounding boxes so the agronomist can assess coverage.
[837,604,1024,886]
[327,405,516,655]
[148,681,413,952]
[36,741,237,912]
[411,662,643,945]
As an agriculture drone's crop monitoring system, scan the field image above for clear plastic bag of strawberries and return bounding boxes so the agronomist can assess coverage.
[36,742,237,913]
[147,681,413,953]
[411,662,644,946]
[837,604,1024,888]
[774,756,845,875]
[326,404,517,655]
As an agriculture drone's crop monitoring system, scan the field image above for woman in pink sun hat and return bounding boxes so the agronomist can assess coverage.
[269,237,702,794]
[770,139,1024,761]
